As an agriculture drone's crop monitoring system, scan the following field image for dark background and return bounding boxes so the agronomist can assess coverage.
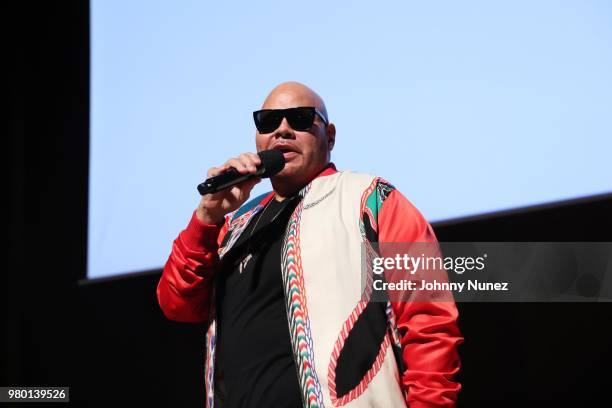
[6,1,612,407]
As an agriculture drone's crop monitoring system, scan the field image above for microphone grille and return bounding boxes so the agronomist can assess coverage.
[257,149,286,178]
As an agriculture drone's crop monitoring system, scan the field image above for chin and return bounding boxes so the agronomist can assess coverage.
[274,167,299,181]
[271,166,308,188]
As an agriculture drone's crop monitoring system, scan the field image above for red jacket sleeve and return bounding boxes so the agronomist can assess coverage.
[378,189,463,408]
[156,211,228,323]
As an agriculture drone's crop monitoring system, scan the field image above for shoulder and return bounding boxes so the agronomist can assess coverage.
[335,170,378,185]
[335,170,395,189]
[335,170,397,203]
[327,170,390,196]
[344,170,428,228]
[340,170,434,241]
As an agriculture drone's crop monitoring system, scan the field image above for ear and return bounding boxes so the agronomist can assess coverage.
[326,123,336,151]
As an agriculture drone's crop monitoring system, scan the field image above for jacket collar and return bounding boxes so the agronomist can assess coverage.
[260,162,337,205]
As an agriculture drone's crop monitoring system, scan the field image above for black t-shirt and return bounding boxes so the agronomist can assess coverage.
[215,196,302,408]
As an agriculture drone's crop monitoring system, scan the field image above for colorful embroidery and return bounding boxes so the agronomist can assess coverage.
[282,185,325,408]
[205,319,216,408]
[218,204,263,258]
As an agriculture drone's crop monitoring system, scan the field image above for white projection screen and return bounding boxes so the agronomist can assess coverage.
[89,0,612,279]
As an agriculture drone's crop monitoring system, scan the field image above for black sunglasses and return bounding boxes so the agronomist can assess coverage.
[253,107,329,133]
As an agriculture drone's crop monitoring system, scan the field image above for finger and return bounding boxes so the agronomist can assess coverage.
[229,156,257,174]
[236,153,260,173]
[224,158,251,174]
[207,166,224,178]
[249,152,261,165]
[237,154,256,172]
[207,162,233,177]
[239,152,261,171]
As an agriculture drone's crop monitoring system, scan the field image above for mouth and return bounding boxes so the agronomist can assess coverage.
[272,144,299,160]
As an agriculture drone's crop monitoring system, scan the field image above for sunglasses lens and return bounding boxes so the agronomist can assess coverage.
[253,107,317,133]
[255,110,282,133]
[286,108,315,131]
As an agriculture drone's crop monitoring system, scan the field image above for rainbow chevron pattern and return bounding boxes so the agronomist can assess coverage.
[281,186,325,408]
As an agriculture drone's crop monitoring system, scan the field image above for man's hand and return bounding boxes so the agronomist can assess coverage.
[196,153,263,224]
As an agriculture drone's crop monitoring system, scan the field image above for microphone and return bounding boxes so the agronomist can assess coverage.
[197,150,285,195]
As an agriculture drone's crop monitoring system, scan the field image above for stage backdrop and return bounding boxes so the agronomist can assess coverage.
[89,0,612,278]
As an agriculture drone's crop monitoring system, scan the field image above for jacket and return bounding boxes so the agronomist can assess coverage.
[157,165,462,408]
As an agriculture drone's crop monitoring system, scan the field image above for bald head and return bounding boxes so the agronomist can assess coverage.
[255,81,336,197]
[262,81,329,123]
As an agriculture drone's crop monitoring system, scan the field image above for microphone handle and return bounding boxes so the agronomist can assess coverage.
[197,167,265,195]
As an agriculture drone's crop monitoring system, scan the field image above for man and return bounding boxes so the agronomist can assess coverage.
[157,82,462,407]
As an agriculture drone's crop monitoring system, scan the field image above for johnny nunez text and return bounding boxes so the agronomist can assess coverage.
[373,279,509,292]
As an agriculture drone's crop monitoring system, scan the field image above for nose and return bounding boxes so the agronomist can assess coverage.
[273,118,295,139]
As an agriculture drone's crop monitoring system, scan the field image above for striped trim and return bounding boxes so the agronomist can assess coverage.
[204,312,216,408]
[282,185,325,408]
[328,313,391,406]
[361,178,379,233]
